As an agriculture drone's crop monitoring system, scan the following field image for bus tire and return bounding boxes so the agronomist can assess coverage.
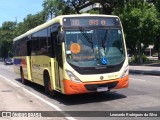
[44,71,57,97]
[20,67,27,84]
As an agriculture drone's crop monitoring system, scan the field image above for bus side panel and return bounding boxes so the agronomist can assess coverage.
[26,56,32,80]
[13,57,20,75]
[30,56,53,86]
[29,56,61,91]
[50,58,56,90]
[13,56,32,81]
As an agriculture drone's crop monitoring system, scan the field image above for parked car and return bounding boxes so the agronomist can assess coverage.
[4,58,13,65]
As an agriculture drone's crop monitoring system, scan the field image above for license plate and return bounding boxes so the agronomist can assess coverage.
[97,87,108,92]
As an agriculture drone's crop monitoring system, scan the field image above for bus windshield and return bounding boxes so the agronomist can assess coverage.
[65,28,125,68]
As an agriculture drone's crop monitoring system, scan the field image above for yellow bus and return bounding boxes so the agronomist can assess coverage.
[13,14,129,96]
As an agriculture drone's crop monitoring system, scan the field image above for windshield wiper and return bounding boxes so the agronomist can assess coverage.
[79,27,93,49]
[101,29,109,50]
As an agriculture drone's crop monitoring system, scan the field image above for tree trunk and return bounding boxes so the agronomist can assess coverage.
[138,53,143,64]
[158,52,160,60]
[137,42,145,64]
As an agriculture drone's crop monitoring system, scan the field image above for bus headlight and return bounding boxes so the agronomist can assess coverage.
[65,69,81,83]
[120,65,129,78]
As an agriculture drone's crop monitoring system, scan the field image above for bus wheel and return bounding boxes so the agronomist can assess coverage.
[20,68,27,84]
[44,71,57,97]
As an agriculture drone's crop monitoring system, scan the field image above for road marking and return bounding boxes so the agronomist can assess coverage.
[0,75,21,87]
[130,77,146,82]
[0,75,76,120]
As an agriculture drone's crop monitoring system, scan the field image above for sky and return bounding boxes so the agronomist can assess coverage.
[0,0,44,26]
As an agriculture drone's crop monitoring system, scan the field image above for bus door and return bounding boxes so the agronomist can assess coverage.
[29,38,42,84]
[51,32,62,89]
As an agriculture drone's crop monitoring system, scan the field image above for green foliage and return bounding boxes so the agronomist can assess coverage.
[0,11,45,59]
[88,9,100,14]
[153,0,160,12]
[117,1,160,63]
[130,54,149,63]
[1,21,16,31]
[1,0,160,63]
[66,0,86,14]
[0,21,16,59]
[42,0,74,19]
[152,53,158,57]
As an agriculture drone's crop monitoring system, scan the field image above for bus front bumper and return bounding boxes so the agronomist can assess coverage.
[63,75,129,95]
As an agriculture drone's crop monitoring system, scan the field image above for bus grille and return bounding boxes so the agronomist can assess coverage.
[84,81,118,91]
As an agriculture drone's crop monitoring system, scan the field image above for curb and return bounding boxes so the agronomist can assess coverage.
[129,70,160,76]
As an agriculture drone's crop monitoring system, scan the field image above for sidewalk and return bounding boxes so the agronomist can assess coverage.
[129,63,160,76]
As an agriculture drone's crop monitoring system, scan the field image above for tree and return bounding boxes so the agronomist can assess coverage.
[42,0,74,19]
[14,11,46,37]
[119,1,159,63]
[0,21,16,59]
[152,0,160,60]
[149,0,160,12]
[67,0,126,14]
[0,11,46,60]
[66,0,90,13]
[23,12,46,31]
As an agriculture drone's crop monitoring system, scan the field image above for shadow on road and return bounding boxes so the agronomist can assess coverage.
[15,78,127,105]
[57,91,126,105]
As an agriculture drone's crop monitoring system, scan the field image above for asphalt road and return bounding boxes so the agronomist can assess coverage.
[0,62,160,120]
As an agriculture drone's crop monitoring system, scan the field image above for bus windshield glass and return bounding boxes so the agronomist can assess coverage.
[65,28,125,68]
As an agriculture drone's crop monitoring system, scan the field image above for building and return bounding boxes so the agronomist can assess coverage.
[80,2,102,13]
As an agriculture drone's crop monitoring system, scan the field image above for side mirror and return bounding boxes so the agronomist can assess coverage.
[58,31,64,42]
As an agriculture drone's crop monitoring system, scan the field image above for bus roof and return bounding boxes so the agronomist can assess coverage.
[13,14,118,42]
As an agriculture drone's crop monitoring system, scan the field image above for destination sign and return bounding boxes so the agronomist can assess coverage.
[63,17,120,27]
